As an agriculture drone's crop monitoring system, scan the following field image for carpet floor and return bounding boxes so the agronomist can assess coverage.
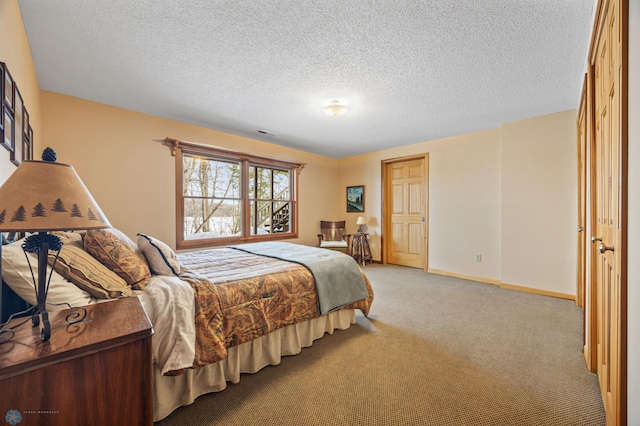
[155,264,605,425]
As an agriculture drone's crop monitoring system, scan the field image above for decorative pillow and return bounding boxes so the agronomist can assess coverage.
[137,233,180,276]
[84,228,151,290]
[51,231,85,246]
[2,239,94,308]
[49,243,132,299]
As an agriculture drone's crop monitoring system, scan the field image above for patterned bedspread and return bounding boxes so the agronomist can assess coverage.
[172,247,373,373]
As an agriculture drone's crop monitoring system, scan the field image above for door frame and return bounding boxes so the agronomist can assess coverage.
[585,66,599,373]
[577,75,587,311]
[380,153,429,270]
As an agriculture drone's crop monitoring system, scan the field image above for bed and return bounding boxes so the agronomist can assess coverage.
[0,229,374,421]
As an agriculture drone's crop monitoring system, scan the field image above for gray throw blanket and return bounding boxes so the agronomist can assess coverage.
[229,242,369,315]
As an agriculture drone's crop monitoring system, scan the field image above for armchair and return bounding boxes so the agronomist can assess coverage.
[317,221,351,255]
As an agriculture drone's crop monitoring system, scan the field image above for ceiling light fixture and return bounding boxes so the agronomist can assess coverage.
[323,100,348,116]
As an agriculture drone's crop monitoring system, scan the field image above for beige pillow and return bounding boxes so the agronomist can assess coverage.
[2,239,94,308]
[49,243,132,299]
[84,228,151,289]
[51,231,85,246]
[137,233,180,276]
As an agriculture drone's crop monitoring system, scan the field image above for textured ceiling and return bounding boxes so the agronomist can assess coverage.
[17,1,594,158]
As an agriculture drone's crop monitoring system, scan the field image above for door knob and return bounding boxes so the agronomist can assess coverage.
[591,236,602,243]
[599,242,614,253]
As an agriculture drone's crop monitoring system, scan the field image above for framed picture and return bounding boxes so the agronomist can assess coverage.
[23,107,29,137]
[11,132,21,167]
[12,90,22,158]
[11,90,23,166]
[347,185,365,212]
[3,108,14,153]
[25,125,33,160]
[0,65,3,110]
[3,64,13,112]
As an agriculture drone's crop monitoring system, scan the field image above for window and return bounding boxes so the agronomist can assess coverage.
[169,139,303,249]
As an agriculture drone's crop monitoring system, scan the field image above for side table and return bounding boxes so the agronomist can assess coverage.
[351,232,373,266]
[0,297,153,426]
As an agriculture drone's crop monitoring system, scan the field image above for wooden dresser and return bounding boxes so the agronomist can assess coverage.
[0,297,153,426]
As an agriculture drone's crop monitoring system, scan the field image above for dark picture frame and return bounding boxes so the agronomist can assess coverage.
[0,64,4,111]
[23,108,29,137]
[3,64,13,112]
[3,108,13,153]
[24,125,33,161]
[11,90,23,166]
[346,185,365,212]
[0,66,5,152]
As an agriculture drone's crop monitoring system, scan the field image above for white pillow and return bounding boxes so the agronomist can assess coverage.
[2,239,94,309]
[137,234,181,276]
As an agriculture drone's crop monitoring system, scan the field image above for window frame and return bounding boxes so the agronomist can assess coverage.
[168,138,303,250]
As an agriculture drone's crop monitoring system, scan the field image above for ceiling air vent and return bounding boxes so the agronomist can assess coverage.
[256,129,277,137]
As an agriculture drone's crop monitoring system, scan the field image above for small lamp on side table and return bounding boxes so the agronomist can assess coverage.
[0,148,110,343]
[356,216,366,233]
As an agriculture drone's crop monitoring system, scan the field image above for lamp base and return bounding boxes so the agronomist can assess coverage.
[0,303,87,345]
[0,231,59,344]
[31,310,51,341]
[18,232,87,343]
[21,232,64,341]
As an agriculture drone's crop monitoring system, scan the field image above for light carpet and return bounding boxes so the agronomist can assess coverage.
[156,264,605,426]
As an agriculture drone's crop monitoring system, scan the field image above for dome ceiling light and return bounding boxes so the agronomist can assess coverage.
[323,100,348,116]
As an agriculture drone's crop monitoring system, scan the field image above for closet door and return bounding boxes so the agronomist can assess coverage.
[589,0,627,424]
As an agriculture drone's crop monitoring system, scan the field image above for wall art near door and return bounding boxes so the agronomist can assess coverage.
[347,185,365,212]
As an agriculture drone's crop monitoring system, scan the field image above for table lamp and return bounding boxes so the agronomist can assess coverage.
[356,216,366,233]
[0,148,110,342]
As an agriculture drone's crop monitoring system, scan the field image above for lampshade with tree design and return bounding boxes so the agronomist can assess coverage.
[0,148,110,342]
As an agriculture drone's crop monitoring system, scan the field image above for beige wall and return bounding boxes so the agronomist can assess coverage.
[0,0,41,182]
[338,128,502,281]
[501,110,577,295]
[423,129,502,281]
[41,91,340,249]
[339,109,577,296]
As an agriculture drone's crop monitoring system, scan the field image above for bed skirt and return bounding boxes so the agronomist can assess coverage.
[153,308,356,421]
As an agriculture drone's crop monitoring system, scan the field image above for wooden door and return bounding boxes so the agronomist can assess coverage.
[383,156,427,269]
[590,0,626,423]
